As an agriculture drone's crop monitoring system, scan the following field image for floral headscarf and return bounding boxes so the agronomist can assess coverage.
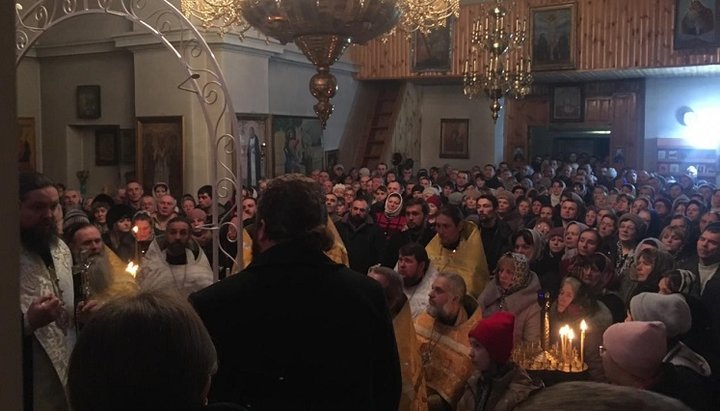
[496,252,531,296]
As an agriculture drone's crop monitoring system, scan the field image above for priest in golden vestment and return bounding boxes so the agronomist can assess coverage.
[368,265,428,411]
[425,206,490,297]
[415,272,481,411]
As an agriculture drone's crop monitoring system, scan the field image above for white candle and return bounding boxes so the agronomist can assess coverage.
[567,328,575,368]
[580,320,588,366]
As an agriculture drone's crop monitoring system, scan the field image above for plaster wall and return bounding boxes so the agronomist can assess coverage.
[419,85,500,169]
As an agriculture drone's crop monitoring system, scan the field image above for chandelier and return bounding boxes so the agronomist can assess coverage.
[463,0,532,122]
[182,0,460,127]
[396,0,460,34]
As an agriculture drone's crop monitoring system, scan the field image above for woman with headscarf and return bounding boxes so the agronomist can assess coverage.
[620,247,675,306]
[495,191,524,232]
[374,192,406,240]
[561,221,589,262]
[478,253,541,346]
[570,252,625,323]
[560,227,601,279]
[550,277,612,381]
[512,228,561,298]
[614,213,647,283]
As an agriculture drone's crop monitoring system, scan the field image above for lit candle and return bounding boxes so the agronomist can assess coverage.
[132,225,139,260]
[559,326,567,365]
[464,59,469,74]
[580,319,587,366]
[567,328,575,369]
[125,261,139,279]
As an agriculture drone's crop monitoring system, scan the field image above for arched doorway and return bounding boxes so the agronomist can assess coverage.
[16,0,243,278]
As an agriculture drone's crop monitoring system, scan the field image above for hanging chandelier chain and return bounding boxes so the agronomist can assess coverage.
[463,0,532,122]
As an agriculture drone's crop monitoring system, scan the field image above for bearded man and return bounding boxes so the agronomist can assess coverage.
[414,272,480,411]
[139,216,213,296]
[65,222,138,304]
[19,172,76,411]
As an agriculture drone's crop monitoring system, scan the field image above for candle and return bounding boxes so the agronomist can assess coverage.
[464,59,469,74]
[125,261,139,279]
[559,325,567,365]
[132,225,140,260]
[567,328,575,369]
[580,319,587,366]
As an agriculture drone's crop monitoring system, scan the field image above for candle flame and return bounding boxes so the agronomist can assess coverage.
[580,319,588,331]
[132,225,139,234]
[567,329,575,340]
[125,261,139,278]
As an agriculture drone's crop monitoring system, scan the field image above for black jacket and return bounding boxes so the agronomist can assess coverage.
[336,216,387,274]
[189,240,401,411]
[381,224,436,268]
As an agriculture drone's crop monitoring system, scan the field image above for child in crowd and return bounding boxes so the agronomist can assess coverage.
[457,312,541,411]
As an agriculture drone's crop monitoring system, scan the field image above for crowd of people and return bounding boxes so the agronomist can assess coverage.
[18,153,720,411]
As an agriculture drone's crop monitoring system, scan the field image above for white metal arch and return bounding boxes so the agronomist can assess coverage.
[16,0,243,280]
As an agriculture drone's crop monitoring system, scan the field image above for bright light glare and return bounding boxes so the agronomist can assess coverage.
[683,108,720,149]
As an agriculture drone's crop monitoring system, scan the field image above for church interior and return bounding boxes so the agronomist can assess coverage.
[4,0,720,408]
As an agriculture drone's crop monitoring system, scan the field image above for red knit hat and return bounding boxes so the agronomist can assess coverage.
[468,311,515,364]
[426,195,441,208]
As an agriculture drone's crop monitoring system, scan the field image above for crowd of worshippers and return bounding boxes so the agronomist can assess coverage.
[17,153,720,411]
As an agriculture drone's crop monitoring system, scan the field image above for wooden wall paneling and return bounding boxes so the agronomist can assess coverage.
[352,0,720,80]
[584,97,612,123]
[610,92,641,168]
[504,97,550,162]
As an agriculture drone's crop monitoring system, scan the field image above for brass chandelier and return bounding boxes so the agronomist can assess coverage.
[397,0,460,34]
[182,0,460,127]
[463,0,532,122]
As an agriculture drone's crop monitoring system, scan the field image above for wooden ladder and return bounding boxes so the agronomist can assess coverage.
[361,81,403,168]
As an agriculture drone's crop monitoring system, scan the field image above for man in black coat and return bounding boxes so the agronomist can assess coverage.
[382,198,435,268]
[336,197,386,274]
[189,174,401,411]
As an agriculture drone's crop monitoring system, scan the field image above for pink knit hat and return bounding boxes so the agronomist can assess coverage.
[468,312,515,364]
[602,321,667,380]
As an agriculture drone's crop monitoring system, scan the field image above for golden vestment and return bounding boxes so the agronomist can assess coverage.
[415,308,482,408]
[325,218,350,266]
[103,245,140,301]
[394,301,428,411]
[425,220,490,297]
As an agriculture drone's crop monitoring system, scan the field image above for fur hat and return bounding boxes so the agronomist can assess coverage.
[548,226,565,239]
[106,204,134,229]
[468,311,516,364]
[629,293,691,338]
[448,191,464,206]
[618,213,647,239]
[494,190,516,209]
[602,321,667,380]
[92,193,114,208]
[63,208,90,232]
[423,187,440,197]
[187,208,207,222]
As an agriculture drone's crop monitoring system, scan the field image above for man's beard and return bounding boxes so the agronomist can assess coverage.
[167,240,187,257]
[21,223,58,255]
[427,302,451,322]
[349,214,365,226]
